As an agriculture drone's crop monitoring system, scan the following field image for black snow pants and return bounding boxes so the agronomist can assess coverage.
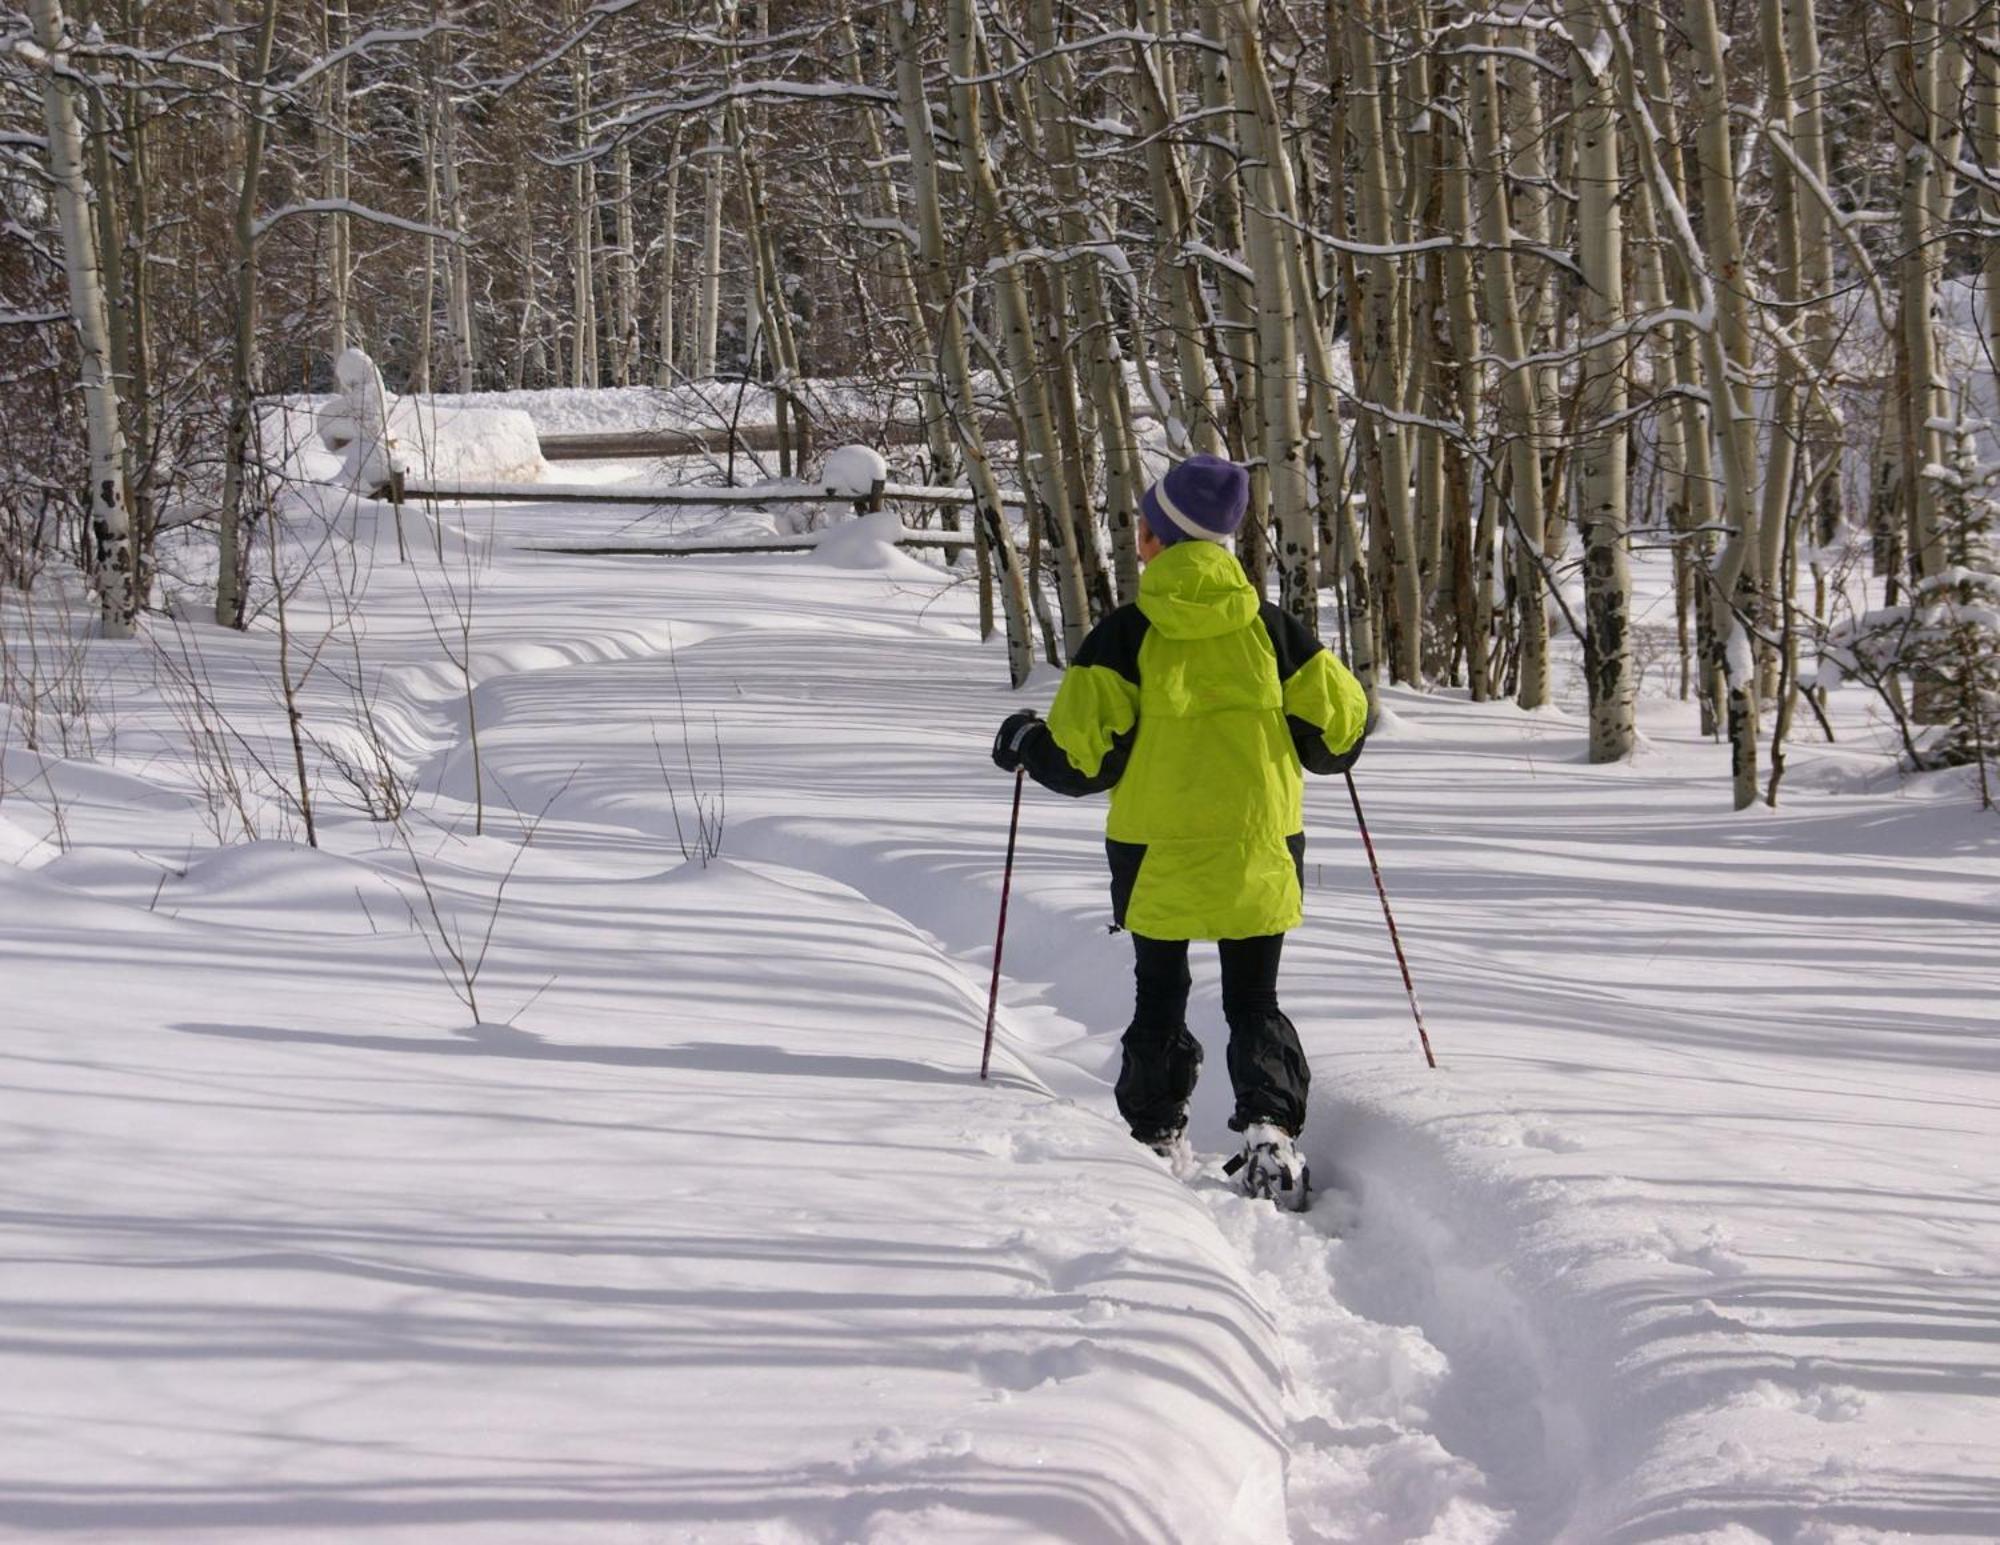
[1114,932,1311,1140]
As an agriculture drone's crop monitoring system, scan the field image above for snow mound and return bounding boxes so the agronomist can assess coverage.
[391,398,547,487]
[154,839,414,935]
[258,401,344,485]
[820,444,888,499]
[813,509,938,577]
[0,812,59,870]
[267,387,550,494]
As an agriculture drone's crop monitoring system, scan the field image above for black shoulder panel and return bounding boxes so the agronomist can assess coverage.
[1259,601,1325,684]
[1072,603,1151,686]
[1021,721,1137,798]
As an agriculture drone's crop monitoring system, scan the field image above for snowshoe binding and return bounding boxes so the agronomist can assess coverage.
[1224,1120,1310,1211]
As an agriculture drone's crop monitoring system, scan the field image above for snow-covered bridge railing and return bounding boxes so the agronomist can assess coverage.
[398,477,1026,513]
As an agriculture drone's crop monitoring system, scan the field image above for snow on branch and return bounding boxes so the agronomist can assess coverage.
[251,200,460,245]
[558,79,898,163]
[275,22,462,97]
[944,28,1224,91]
[1475,303,1716,374]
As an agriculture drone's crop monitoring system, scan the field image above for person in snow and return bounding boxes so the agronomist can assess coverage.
[991,454,1370,1209]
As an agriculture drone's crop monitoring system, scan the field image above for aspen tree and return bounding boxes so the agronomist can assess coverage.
[1977,10,2000,426]
[1467,21,1549,707]
[28,0,132,636]
[568,13,597,388]
[1782,0,1840,542]
[889,0,1034,684]
[1027,0,1139,607]
[1226,0,1317,625]
[215,0,282,631]
[611,84,639,389]
[437,37,476,391]
[1505,37,1562,543]
[414,63,440,393]
[725,98,805,476]
[943,0,1092,657]
[82,62,127,529]
[1597,0,1764,805]
[115,0,158,602]
[835,16,957,490]
[1437,59,1490,696]
[1634,0,1722,727]
[1564,0,1634,761]
[1895,0,1975,588]
[1197,0,1267,565]
[1130,0,1223,463]
[1343,0,1423,683]
[1756,0,1808,699]
[653,122,684,387]
[985,21,1104,620]
[511,168,545,388]
[695,119,725,379]
[320,0,351,358]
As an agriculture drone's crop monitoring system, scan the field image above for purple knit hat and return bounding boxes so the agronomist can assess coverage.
[1140,453,1250,546]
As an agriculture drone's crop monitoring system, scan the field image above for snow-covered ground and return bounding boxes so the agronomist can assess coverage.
[2,470,1996,1543]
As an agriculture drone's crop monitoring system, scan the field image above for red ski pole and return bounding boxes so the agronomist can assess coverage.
[979,768,1027,1080]
[1345,770,1437,1069]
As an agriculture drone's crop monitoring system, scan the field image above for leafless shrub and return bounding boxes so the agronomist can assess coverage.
[394,771,573,1026]
[649,632,725,867]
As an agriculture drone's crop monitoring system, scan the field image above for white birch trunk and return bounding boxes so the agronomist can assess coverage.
[1467,25,1549,707]
[1898,0,1975,586]
[695,121,725,379]
[1599,0,1763,802]
[653,123,684,387]
[215,0,281,631]
[889,0,1033,684]
[1227,0,1318,624]
[1439,71,1489,697]
[512,168,544,389]
[30,0,132,636]
[1132,0,1222,461]
[1977,5,2000,423]
[612,128,638,388]
[1566,0,1634,761]
[320,0,351,358]
[944,0,1091,657]
[1756,0,1806,697]
[1635,0,1723,726]
[1505,38,1561,542]
[1028,0,1133,609]
[569,33,597,389]
[435,40,475,392]
[413,82,438,395]
[1345,0,1422,682]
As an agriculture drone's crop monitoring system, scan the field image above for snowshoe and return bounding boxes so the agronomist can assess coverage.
[1137,1126,1196,1179]
[1223,1121,1310,1211]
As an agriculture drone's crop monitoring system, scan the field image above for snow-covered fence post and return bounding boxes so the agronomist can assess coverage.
[333,348,403,494]
[333,347,410,558]
[821,445,888,517]
[28,0,134,638]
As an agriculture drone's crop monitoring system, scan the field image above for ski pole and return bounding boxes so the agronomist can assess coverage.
[979,767,1027,1080]
[1344,770,1437,1069]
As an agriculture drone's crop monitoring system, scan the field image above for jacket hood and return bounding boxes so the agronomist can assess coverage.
[1137,539,1260,639]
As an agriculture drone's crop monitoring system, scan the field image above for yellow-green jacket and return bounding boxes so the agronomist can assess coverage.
[1013,540,1370,940]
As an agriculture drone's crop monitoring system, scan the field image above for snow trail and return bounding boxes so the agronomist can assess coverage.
[4,490,1997,1541]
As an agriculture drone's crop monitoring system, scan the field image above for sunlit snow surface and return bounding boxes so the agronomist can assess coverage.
[1,472,1996,1544]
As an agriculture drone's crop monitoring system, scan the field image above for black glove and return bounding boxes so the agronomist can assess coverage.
[992,710,1043,772]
